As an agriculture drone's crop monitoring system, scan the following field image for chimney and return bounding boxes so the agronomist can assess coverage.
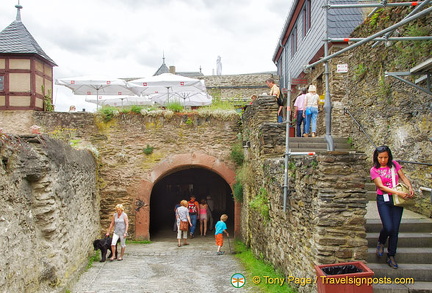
[169,66,176,74]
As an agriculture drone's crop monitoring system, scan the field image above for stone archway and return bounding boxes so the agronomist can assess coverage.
[134,152,237,240]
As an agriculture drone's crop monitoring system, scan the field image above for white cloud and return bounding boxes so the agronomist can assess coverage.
[0,0,292,112]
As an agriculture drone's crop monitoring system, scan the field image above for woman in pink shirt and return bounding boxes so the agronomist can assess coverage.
[370,146,414,269]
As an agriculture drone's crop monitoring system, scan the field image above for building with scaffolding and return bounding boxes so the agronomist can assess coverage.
[272,0,431,150]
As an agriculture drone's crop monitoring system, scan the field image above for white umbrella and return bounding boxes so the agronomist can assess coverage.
[127,73,210,105]
[85,96,154,107]
[56,75,135,109]
[149,91,212,106]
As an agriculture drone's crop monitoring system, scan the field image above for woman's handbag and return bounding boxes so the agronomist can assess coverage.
[393,183,414,207]
[179,221,189,231]
[391,167,414,207]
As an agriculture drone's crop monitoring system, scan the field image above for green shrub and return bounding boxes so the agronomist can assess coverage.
[250,188,270,221]
[99,106,117,122]
[130,105,144,114]
[166,101,183,112]
[233,181,243,202]
[230,142,244,167]
[143,145,154,155]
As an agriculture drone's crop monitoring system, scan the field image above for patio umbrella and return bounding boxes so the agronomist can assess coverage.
[55,75,135,109]
[149,91,212,106]
[127,73,210,105]
[85,96,154,107]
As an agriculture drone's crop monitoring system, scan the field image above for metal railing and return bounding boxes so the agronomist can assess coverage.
[344,108,432,167]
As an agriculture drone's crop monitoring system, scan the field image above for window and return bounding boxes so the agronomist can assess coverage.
[291,26,298,57]
[303,0,311,37]
[0,76,4,91]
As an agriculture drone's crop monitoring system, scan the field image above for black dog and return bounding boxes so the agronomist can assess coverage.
[93,236,118,262]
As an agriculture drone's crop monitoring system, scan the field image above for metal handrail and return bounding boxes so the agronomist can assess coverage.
[343,108,377,148]
[344,108,432,167]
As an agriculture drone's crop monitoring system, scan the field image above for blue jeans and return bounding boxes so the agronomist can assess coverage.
[304,107,318,134]
[377,194,404,256]
[277,115,283,123]
[296,110,305,137]
[189,214,198,235]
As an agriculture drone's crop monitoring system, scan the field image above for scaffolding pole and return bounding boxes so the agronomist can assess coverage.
[327,1,429,9]
[282,72,292,212]
[329,36,432,42]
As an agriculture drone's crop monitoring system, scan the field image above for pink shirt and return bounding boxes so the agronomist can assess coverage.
[370,160,401,195]
[294,94,306,111]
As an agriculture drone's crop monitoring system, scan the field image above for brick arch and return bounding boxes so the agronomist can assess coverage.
[134,152,237,240]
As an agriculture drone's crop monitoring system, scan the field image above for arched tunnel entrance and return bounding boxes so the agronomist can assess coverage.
[149,167,234,237]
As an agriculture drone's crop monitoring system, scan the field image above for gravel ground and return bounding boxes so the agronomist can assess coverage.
[71,231,255,293]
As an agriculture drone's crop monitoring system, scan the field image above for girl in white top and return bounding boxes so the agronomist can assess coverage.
[302,85,319,137]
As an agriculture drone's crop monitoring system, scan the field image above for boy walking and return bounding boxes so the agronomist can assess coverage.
[215,214,229,255]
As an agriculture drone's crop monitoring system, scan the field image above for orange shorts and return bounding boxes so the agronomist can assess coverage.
[215,233,224,247]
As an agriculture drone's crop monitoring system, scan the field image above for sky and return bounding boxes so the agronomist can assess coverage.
[1,0,293,112]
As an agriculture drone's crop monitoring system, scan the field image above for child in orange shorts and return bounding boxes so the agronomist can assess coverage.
[215,214,229,255]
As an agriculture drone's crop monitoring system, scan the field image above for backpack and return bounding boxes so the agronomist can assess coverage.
[276,95,284,106]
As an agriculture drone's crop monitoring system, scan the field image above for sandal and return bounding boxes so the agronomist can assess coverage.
[376,242,384,257]
[117,258,123,261]
[183,243,189,246]
[387,256,398,269]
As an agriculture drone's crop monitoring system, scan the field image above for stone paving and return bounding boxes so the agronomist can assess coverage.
[71,231,256,293]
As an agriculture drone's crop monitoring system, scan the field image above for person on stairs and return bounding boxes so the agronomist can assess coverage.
[302,85,319,137]
[370,146,414,269]
[106,204,129,261]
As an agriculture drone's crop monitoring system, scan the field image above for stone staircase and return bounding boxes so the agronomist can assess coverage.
[287,136,353,152]
[365,182,432,292]
[286,136,432,291]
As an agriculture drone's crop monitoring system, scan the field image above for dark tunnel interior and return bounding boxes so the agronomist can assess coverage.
[149,167,234,237]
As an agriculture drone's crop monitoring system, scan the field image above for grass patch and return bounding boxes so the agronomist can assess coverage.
[235,241,296,292]
[128,240,152,244]
[86,252,100,270]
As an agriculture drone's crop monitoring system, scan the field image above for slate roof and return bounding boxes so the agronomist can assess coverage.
[153,57,169,76]
[0,6,57,66]
[328,2,363,38]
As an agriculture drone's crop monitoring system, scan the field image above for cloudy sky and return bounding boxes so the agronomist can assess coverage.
[1,0,293,111]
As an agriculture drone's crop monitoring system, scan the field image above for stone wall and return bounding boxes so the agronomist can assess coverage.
[201,73,279,102]
[242,96,369,292]
[0,110,240,239]
[0,134,99,293]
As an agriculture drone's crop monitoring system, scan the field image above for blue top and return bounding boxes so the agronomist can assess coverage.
[215,220,227,235]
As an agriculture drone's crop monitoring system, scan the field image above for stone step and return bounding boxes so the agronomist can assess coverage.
[367,247,432,264]
[373,281,432,293]
[287,137,352,152]
[367,263,432,282]
[366,219,432,233]
[367,232,432,247]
